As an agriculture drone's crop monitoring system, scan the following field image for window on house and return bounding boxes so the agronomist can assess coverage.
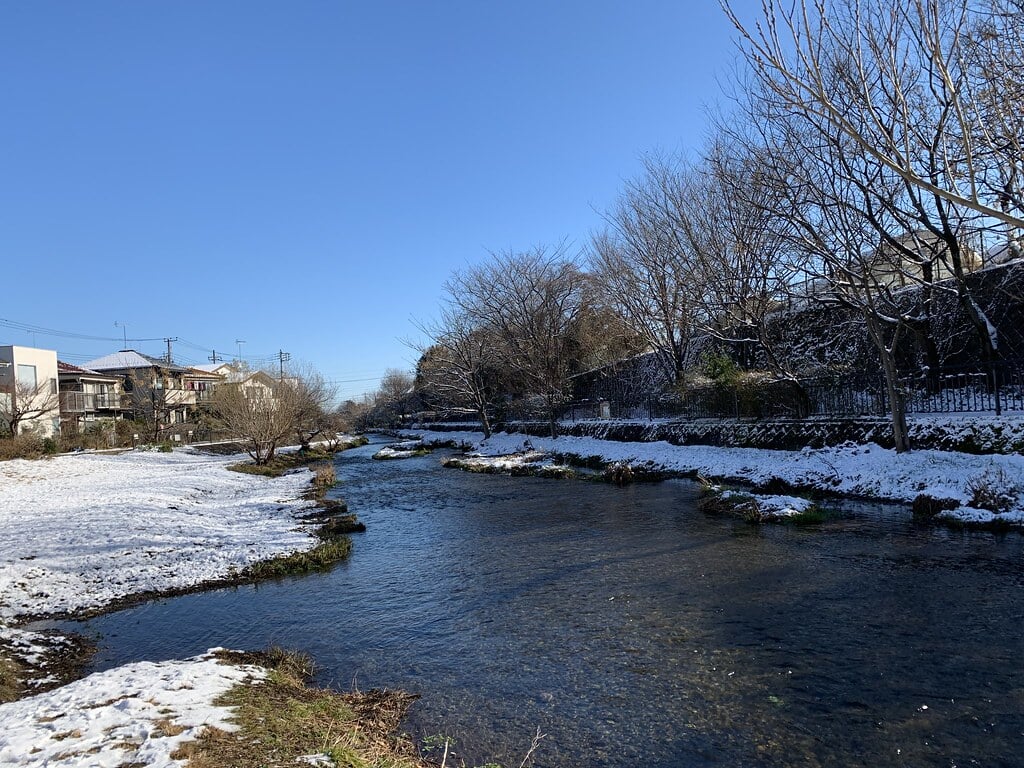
[16,364,37,390]
[50,378,57,394]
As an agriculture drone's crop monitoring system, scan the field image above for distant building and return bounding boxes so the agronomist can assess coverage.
[870,231,983,288]
[192,361,242,381]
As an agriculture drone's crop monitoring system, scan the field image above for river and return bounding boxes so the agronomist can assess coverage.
[57,437,1024,767]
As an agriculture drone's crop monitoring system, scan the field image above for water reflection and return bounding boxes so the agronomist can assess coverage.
[57,437,1024,767]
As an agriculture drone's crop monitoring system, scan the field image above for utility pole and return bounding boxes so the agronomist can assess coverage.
[163,337,177,365]
[235,339,246,362]
[208,350,223,364]
[277,350,291,381]
[114,321,128,349]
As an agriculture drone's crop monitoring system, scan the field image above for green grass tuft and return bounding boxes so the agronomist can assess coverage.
[784,506,831,525]
[238,539,352,580]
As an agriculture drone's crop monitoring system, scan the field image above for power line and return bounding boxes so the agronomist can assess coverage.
[0,317,162,343]
[1,317,391,380]
[323,376,387,384]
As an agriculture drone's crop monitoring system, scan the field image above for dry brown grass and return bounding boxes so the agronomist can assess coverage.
[173,649,426,768]
[311,463,337,494]
[0,652,22,703]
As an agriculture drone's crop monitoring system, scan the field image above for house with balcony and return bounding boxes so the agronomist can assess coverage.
[81,350,223,435]
[57,361,124,432]
[0,345,61,437]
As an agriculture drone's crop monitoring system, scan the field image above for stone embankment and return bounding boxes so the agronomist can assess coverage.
[413,414,1024,454]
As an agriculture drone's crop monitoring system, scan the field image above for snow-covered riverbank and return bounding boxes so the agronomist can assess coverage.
[407,428,1024,527]
[0,449,318,622]
[0,650,263,767]
[0,447,325,695]
[0,446,334,765]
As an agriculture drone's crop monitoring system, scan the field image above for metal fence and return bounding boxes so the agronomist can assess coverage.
[413,362,1024,426]
[902,366,1024,415]
[560,362,1024,422]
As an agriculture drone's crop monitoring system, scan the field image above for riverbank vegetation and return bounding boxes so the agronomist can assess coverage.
[373,440,431,460]
[0,655,19,704]
[441,448,675,485]
[227,444,364,579]
[227,436,367,477]
[442,451,576,479]
[174,648,427,768]
[697,481,830,525]
[234,537,352,580]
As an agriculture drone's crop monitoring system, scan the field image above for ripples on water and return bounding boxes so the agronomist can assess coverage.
[59,437,1024,767]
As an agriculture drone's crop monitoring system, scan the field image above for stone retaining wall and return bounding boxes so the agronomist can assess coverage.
[412,415,1024,454]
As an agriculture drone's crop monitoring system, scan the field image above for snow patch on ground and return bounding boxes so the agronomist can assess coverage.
[0,449,317,622]
[940,506,1024,526]
[0,650,261,767]
[462,450,558,470]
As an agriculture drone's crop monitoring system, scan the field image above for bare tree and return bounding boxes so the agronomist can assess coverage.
[208,368,333,464]
[283,366,336,451]
[0,375,59,437]
[336,398,372,434]
[719,0,1024,449]
[379,369,414,401]
[722,0,1024,230]
[122,371,174,443]
[364,368,416,427]
[208,384,293,464]
[589,156,703,386]
[414,302,502,438]
[677,137,832,414]
[452,245,589,437]
[741,112,921,450]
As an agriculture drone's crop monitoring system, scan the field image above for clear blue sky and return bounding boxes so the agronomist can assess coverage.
[0,1,749,400]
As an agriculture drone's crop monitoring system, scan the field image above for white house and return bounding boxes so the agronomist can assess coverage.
[192,361,240,381]
[0,345,61,437]
[193,362,279,400]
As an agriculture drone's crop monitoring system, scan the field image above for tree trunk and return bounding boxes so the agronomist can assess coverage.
[546,395,559,439]
[791,379,812,419]
[477,406,492,439]
[880,357,911,453]
[866,316,912,453]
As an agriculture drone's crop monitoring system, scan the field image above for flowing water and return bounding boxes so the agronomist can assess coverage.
[56,437,1024,767]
